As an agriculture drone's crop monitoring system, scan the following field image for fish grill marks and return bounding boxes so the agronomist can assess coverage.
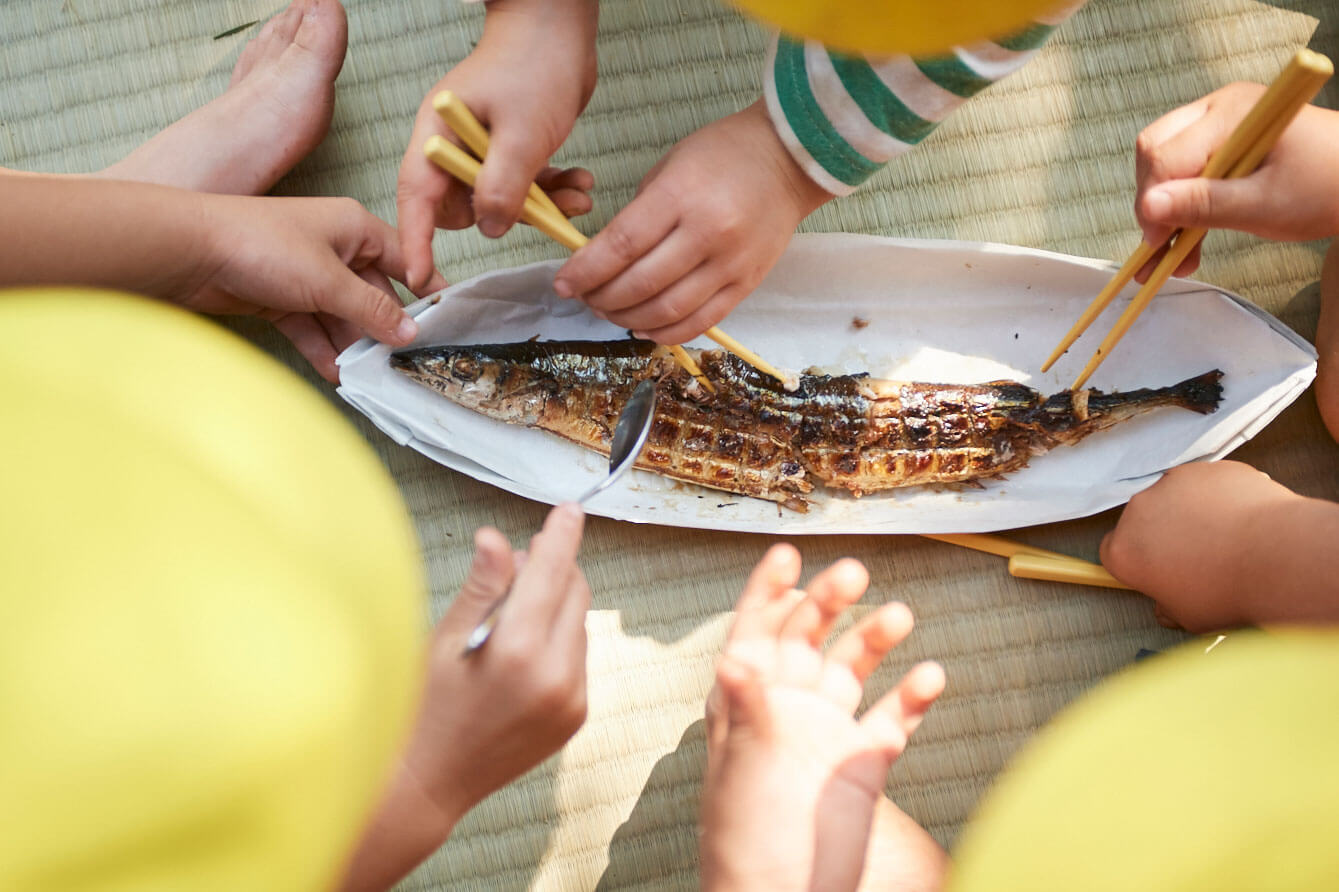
[700,354,1034,494]
[390,339,1224,509]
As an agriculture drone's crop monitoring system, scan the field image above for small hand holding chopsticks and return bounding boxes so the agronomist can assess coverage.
[424,91,789,394]
[1044,49,1333,388]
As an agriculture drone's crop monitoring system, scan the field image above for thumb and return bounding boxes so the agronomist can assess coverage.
[319,268,419,347]
[471,123,555,238]
[441,527,516,633]
[714,655,770,736]
[1139,176,1266,235]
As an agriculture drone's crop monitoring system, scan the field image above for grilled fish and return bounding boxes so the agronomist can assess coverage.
[389,339,1223,511]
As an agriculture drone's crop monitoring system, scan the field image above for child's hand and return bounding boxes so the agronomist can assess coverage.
[396,0,598,291]
[401,504,590,824]
[552,101,832,344]
[1101,462,1303,631]
[1133,83,1339,281]
[337,505,590,891]
[185,194,445,383]
[700,544,945,892]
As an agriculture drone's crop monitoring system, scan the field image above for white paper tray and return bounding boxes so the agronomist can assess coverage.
[338,234,1315,534]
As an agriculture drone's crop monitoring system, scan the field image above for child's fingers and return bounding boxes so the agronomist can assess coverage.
[552,195,678,298]
[311,204,419,345]
[504,503,586,627]
[314,311,363,357]
[826,602,915,682]
[859,660,945,758]
[272,313,340,383]
[548,188,594,220]
[440,526,516,634]
[778,558,869,646]
[472,120,557,238]
[1134,96,1213,192]
[1136,95,1245,204]
[537,165,595,194]
[601,258,727,332]
[581,226,707,314]
[320,270,417,347]
[729,544,803,638]
[1139,176,1271,238]
[397,142,452,293]
[714,654,770,734]
[537,165,595,217]
[633,283,747,346]
[343,206,414,290]
[550,566,593,649]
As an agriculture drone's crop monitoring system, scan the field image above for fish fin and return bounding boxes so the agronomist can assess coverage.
[1172,369,1224,415]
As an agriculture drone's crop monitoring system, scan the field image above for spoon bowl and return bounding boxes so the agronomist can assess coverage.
[463,379,659,655]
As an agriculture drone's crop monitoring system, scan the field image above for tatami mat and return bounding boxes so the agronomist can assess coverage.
[4,1,1338,889]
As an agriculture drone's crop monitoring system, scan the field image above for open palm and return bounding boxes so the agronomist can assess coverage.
[701,546,945,892]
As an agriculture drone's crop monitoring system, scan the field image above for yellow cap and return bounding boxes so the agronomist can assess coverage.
[729,0,1067,56]
[950,631,1339,891]
[0,289,425,891]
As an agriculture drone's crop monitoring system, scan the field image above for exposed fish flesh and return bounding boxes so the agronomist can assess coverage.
[389,339,1223,511]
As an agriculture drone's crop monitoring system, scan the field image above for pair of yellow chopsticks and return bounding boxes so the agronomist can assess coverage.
[424,92,1133,593]
[1044,49,1333,388]
[423,91,786,394]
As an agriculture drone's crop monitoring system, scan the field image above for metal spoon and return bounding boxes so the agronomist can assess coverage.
[461,379,659,656]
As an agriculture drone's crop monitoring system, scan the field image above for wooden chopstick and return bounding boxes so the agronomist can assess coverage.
[922,532,1132,590]
[1007,554,1134,590]
[424,103,793,390]
[1043,50,1332,385]
[432,91,567,223]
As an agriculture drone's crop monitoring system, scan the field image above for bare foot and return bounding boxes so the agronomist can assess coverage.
[99,0,347,195]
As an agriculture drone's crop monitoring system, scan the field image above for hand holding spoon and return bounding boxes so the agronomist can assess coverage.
[462,380,659,656]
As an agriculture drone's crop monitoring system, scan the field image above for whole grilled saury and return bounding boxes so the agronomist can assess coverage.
[389,339,1223,511]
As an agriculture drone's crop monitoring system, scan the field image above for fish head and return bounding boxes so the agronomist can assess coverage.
[388,346,510,411]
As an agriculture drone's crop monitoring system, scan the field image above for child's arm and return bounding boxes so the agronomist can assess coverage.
[1101,461,1339,632]
[0,171,441,382]
[700,544,946,892]
[395,0,598,291]
[1131,84,1339,281]
[552,3,1084,343]
[338,504,590,892]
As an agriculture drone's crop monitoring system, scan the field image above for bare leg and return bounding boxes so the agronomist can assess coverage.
[1317,240,1339,443]
[99,0,347,196]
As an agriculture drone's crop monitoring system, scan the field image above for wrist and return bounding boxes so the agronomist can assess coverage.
[482,0,598,44]
[1237,491,1339,622]
[743,100,833,221]
[481,0,598,85]
[171,191,226,299]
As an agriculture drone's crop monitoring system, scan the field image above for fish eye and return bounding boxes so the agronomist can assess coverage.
[450,356,480,381]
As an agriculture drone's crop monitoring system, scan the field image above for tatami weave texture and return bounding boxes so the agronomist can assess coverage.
[4,1,1337,889]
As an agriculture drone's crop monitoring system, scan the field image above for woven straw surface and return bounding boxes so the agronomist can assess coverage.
[4,1,1337,889]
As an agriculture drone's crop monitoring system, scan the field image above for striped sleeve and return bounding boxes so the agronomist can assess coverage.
[763,3,1084,196]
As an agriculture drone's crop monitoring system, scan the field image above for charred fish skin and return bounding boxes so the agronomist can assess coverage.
[389,340,658,429]
[390,340,814,506]
[389,339,1224,508]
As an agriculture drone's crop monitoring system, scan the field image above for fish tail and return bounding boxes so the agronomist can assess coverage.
[1089,369,1224,415]
[1167,369,1225,414]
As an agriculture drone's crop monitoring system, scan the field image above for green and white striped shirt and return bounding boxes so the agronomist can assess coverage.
[763,3,1084,195]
